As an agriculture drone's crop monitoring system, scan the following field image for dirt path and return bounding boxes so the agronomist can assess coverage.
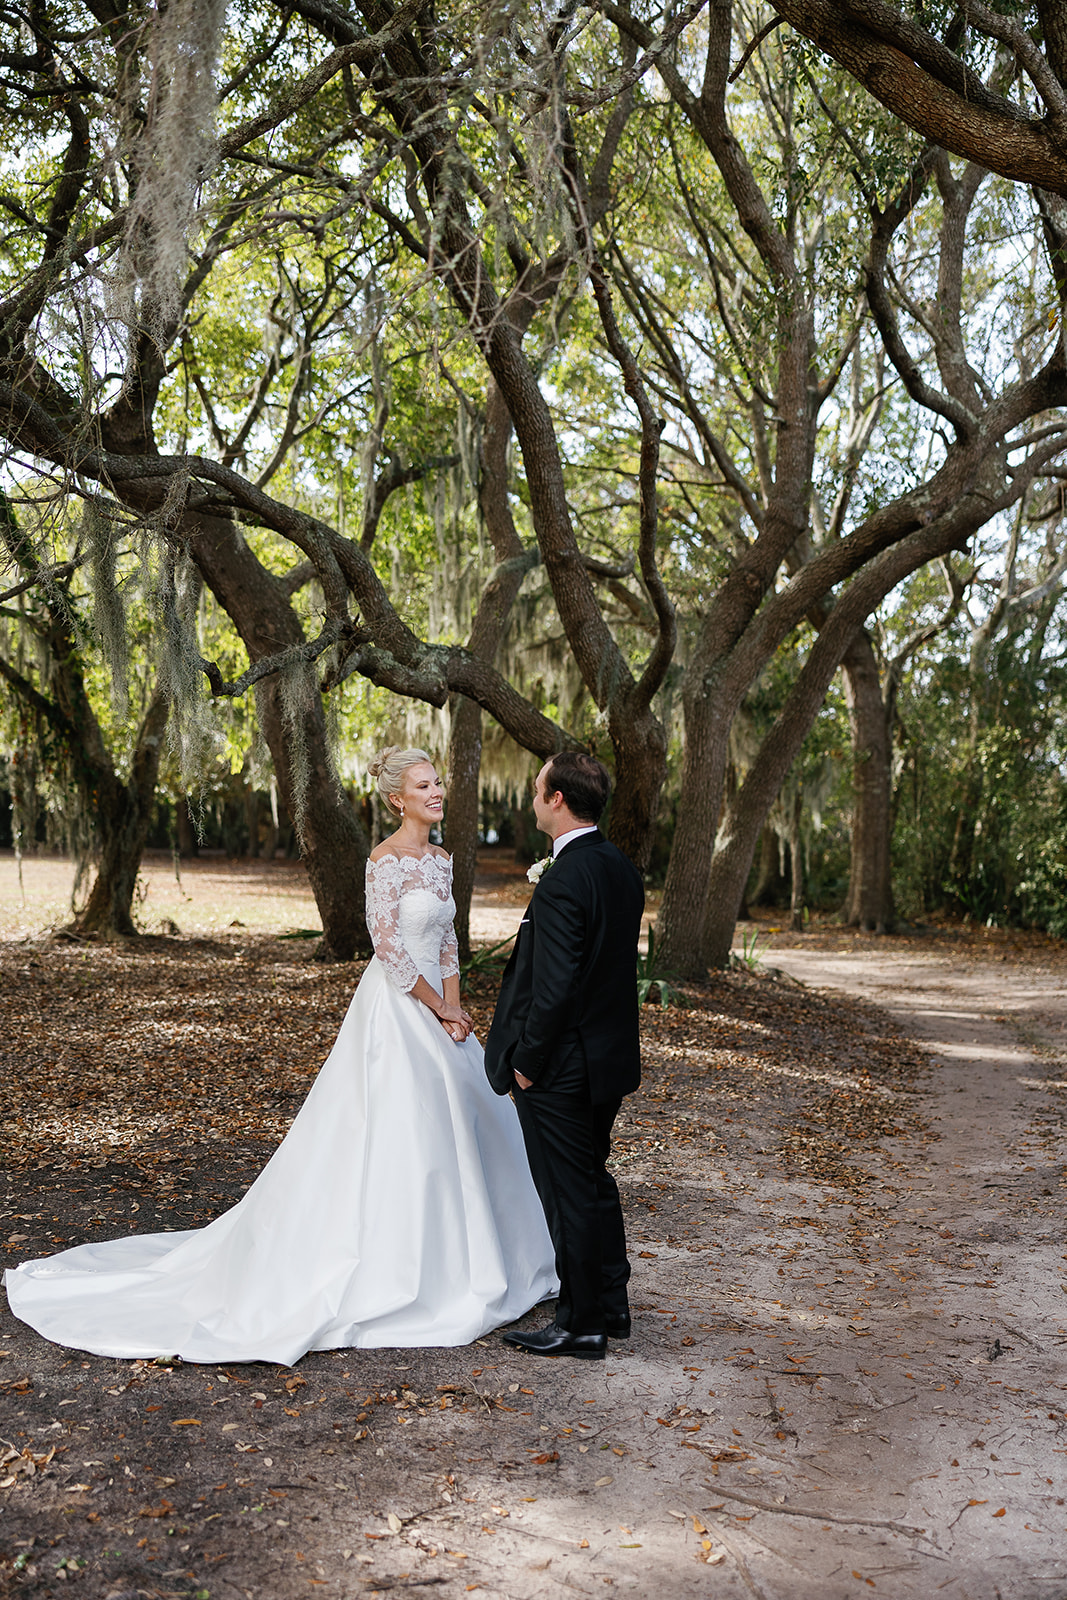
[738,942,1067,1597]
[2,889,1067,1598]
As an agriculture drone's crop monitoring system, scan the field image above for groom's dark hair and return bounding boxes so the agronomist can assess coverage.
[543,752,611,823]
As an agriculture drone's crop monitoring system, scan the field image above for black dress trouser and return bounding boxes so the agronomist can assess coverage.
[512,1048,631,1336]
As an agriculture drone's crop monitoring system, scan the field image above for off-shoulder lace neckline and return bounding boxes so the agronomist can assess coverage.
[368,850,450,867]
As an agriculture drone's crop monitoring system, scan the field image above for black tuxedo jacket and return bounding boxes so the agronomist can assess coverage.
[484,830,644,1105]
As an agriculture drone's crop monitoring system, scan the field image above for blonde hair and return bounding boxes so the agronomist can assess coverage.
[368,746,436,818]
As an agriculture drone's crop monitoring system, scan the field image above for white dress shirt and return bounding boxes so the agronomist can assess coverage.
[553,825,598,857]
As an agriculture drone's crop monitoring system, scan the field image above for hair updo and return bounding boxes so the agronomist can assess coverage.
[367,746,436,817]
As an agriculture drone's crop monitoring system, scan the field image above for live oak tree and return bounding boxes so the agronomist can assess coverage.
[0,495,169,936]
[0,0,685,953]
[5,0,1067,968]
[595,0,1067,971]
[0,3,622,948]
[884,506,1067,929]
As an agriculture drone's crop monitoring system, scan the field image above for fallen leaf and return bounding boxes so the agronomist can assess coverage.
[0,1444,55,1485]
[595,1476,613,1487]
[139,1500,175,1519]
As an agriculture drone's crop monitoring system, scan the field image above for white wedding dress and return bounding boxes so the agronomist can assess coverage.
[4,852,557,1364]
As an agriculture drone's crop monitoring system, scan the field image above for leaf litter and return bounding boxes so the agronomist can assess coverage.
[1,884,1065,1597]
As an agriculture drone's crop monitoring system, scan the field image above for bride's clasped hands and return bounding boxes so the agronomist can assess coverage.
[369,760,473,1046]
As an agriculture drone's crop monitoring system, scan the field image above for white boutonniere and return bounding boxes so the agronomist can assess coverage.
[526,855,554,885]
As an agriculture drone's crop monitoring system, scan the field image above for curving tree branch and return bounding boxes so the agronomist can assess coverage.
[771,0,1067,196]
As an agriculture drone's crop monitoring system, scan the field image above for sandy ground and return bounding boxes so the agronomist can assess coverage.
[0,852,323,941]
[1,855,1066,1598]
[424,933,1067,1600]
[726,937,1067,1599]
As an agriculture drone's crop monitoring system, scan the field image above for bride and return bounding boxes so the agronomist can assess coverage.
[4,747,558,1364]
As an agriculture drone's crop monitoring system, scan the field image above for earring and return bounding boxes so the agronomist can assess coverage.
[399,804,405,817]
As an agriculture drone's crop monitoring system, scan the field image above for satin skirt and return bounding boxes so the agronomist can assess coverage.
[4,958,558,1364]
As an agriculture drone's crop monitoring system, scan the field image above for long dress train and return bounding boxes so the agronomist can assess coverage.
[4,853,557,1363]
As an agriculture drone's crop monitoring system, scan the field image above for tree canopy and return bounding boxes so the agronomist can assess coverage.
[3,0,1067,960]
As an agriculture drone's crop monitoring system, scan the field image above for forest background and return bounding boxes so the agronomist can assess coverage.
[5,0,1067,971]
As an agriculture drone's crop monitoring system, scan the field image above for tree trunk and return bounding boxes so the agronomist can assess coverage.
[188,513,372,960]
[444,693,483,961]
[511,803,541,865]
[841,628,895,931]
[10,746,39,856]
[71,691,169,937]
[655,678,733,977]
[606,711,668,872]
[441,247,671,874]
[751,827,787,906]
[698,510,993,967]
[788,789,804,932]
[445,374,527,955]
[0,498,174,941]
[175,797,198,858]
[256,672,370,959]
[244,783,261,859]
[73,784,147,935]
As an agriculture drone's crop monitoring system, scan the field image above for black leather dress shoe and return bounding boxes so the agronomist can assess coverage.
[502,1322,607,1360]
[604,1315,631,1339]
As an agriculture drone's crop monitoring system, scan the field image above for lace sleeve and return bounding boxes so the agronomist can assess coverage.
[365,857,419,992]
[439,856,460,981]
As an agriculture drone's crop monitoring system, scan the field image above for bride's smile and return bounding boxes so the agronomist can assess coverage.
[390,762,444,831]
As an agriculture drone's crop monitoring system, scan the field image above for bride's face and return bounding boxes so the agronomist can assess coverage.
[395,762,444,825]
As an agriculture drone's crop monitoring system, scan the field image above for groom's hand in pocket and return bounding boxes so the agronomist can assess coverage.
[514,1070,534,1090]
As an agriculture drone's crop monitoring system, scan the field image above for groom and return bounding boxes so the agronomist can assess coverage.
[485,752,644,1360]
